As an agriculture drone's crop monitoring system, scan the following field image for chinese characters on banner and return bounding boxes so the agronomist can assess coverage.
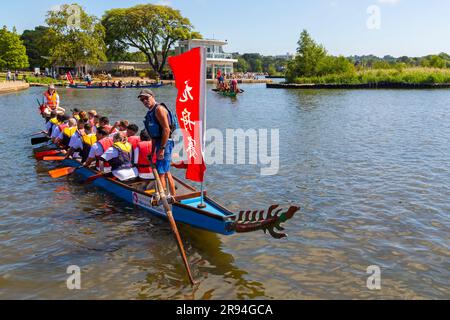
[168,47,207,182]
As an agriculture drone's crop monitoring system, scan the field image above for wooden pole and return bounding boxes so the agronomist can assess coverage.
[149,154,196,285]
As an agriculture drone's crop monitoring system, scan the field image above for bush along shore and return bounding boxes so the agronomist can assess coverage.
[278,30,450,89]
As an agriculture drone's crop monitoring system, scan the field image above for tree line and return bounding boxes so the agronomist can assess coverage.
[286,30,450,83]
[1,3,200,77]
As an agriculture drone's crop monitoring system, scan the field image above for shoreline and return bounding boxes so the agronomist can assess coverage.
[267,82,450,90]
[0,81,30,94]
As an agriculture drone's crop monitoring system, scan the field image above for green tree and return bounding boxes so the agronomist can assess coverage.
[102,4,200,77]
[286,30,327,81]
[236,57,249,72]
[45,4,106,68]
[21,26,52,68]
[317,56,355,75]
[0,26,29,70]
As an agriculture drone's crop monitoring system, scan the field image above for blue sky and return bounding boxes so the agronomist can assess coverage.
[1,0,449,57]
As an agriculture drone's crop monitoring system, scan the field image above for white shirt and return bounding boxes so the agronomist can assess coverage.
[69,132,83,150]
[102,147,138,181]
[46,121,53,133]
[51,125,61,139]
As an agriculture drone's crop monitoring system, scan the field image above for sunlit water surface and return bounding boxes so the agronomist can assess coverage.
[0,85,448,299]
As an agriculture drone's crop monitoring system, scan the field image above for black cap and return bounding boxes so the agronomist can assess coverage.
[71,108,80,113]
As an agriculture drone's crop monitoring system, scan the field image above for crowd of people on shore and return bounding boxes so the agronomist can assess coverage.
[39,85,178,198]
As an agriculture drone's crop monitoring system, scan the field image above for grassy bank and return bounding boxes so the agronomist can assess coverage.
[290,68,450,85]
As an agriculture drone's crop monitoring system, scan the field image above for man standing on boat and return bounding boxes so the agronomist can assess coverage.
[139,89,177,197]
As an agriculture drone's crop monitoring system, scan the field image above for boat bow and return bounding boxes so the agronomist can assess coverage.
[229,205,299,239]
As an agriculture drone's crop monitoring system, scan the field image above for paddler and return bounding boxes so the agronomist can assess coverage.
[99,116,117,135]
[50,114,69,143]
[126,124,141,151]
[71,108,81,121]
[83,127,114,173]
[65,122,97,162]
[100,132,138,182]
[55,118,77,149]
[64,120,86,160]
[133,130,155,180]
[139,89,176,197]
[44,110,59,136]
[43,84,65,115]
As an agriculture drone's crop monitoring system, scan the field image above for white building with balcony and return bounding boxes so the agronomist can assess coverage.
[175,39,238,79]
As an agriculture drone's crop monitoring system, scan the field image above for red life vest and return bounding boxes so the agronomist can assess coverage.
[127,136,141,151]
[136,141,154,174]
[95,137,114,169]
[58,123,68,132]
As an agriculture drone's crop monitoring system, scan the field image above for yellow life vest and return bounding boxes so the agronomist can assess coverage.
[63,127,77,138]
[49,117,60,125]
[82,134,97,146]
[113,142,132,153]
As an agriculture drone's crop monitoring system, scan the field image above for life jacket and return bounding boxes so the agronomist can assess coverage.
[136,141,155,174]
[95,137,114,169]
[60,127,77,148]
[108,142,132,171]
[80,133,97,163]
[49,117,60,136]
[144,103,178,140]
[74,114,81,121]
[58,123,68,132]
[127,136,141,151]
[44,91,59,109]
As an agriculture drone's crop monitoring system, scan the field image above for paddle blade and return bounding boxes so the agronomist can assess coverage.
[43,156,66,161]
[49,167,76,179]
[31,136,50,145]
[36,150,61,159]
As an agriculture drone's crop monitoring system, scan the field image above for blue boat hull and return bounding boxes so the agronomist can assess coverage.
[60,159,236,236]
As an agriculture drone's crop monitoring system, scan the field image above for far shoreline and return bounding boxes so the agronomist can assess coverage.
[267,82,450,90]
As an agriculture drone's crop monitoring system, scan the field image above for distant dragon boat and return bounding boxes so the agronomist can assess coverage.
[66,83,165,90]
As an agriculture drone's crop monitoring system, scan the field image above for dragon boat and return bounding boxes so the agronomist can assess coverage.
[33,144,298,239]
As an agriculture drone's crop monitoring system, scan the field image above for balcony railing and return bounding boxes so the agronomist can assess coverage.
[206,52,234,60]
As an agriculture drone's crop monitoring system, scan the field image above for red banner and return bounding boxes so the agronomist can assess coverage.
[168,47,207,183]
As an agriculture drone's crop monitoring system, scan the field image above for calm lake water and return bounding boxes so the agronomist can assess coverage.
[0,85,449,300]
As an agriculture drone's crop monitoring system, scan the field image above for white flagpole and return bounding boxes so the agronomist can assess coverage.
[198,46,207,209]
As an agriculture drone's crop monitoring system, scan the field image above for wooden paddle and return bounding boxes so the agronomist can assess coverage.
[43,156,66,161]
[49,166,81,179]
[148,153,195,285]
[35,149,62,159]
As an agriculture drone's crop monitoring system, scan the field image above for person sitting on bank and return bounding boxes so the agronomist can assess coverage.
[134,130,155,180]
[101,132,138,182]
[83,127,113,173]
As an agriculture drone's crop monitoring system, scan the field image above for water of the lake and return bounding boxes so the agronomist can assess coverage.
[0,84,448,299]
